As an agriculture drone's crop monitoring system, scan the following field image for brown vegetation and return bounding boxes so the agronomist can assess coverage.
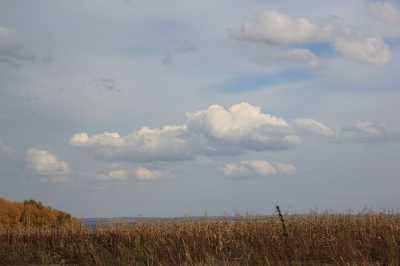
[0,197,80,230]
[1,212,400,265]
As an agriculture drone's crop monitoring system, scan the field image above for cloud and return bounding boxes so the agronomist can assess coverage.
[223,160,296,178]
[238,10,330,45]
[274,162,297,175]
[186,102,298,152]
[237,10,393,66]
[70,102,336,162]
[294,118,336,137]
[283,48,320,68]
[253,49,321,71]
[95,166,166,183]
[96,169,129,182]
[342,121,389,142]
[70,126,191,162]
[334,37,392,65]
[134,166,162,182]
[0,26,34,66]
[25,148,70,183]
[368,2,400,24]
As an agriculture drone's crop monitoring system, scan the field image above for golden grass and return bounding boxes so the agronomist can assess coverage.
[0,213,399,265]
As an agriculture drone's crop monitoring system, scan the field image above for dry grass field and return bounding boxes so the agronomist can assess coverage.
[1,213,400,265]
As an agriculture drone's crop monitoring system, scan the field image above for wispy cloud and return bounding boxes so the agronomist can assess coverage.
[221,70,315,93]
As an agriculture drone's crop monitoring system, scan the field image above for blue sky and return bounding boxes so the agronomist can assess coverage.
[0,0,400,217]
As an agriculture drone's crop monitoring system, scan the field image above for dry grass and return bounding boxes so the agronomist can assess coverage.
[0,213,399,265]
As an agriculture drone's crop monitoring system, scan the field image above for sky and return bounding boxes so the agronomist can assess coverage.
[0,0,400,218]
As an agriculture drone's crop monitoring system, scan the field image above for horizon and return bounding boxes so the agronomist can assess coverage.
[1,0,399,218]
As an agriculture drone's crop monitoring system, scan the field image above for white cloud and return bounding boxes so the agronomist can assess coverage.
[187,102,298,152]
[223,160,296,178]
[342,121,388,141]
[334,37,392,65]
[239,10,330,45]
[70,126,191,162]
[70,103,335,162]
[294,119,336,137]
[93,166,167,185]
[96,169,129,182]
[368,2,400,24]
[134,166,162,182]
[238,9,394,66]
[25,148,70,183]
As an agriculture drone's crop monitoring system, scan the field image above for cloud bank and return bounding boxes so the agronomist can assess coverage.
[238,9,393,66]
[70,102,334,162]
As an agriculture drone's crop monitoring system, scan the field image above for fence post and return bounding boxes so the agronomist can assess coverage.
[276,205,292,266]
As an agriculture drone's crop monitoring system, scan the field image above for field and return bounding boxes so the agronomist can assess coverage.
[1,213,400,265]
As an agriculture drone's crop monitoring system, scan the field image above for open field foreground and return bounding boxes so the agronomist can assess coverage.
[1,213,400,265]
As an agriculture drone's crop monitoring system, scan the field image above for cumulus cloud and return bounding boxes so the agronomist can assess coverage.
[223,160,296,178]
[187,103,299,152]
[334,37,392,65]
[70,103,335,162]
[70,126,192,162]
[239,10,330,45]
[342,121,389,142]
[368,2,400,24]
[0,26,33,66]
[25,148,70,183]
[134,166,163,182]
[294,119,336,137]
[237,9,393,66]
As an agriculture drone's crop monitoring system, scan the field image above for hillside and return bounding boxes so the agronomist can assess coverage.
[0,197,80,229]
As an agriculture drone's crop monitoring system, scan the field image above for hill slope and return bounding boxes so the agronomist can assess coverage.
[0,197,80,229]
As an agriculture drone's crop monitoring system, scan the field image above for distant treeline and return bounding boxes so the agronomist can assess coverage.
[0,197,80,229]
